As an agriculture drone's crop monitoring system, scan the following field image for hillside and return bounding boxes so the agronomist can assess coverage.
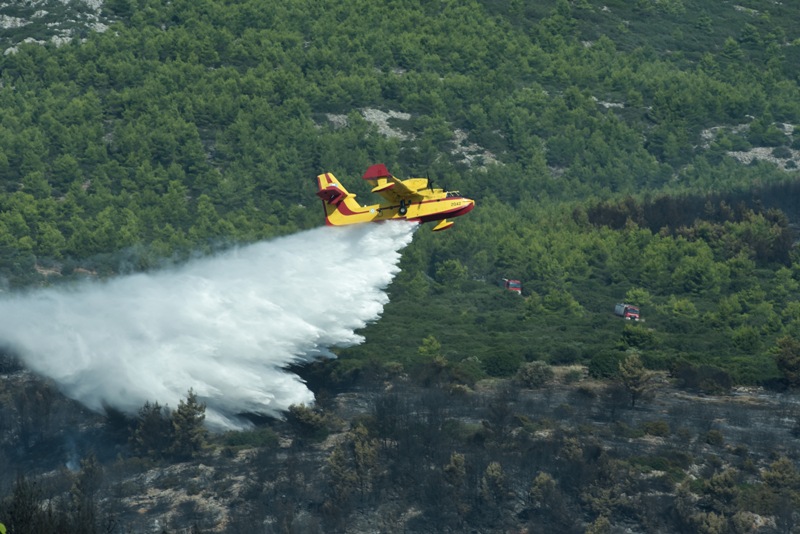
[3,362,800,533]
[1,0,800,532]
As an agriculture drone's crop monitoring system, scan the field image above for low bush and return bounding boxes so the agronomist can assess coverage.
[516,361,555,388]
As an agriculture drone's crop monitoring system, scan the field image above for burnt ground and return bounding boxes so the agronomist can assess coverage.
[2,365,800,532]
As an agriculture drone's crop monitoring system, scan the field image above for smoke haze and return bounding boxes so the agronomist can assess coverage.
[0,222,417,429]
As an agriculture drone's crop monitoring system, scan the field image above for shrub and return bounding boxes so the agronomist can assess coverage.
[482,350,522,377]
[622,324,659,349]
[771,146,792,159]
[642,420,670,437]
[613,421,644,439]
[219,427,279,449]
[287,404,330,441]
[516,361,555,388]
[452,356,485,385]
[588,351,626,379]
[550,346,581,365]
[728,135,752,151]
[705,429,724,446]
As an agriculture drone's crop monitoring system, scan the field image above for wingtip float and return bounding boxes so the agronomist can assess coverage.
[316,164,475,231]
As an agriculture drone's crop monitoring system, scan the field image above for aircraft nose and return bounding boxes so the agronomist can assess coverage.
[457,198,475,217]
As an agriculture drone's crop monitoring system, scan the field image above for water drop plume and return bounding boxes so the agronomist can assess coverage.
[0,222,417,429]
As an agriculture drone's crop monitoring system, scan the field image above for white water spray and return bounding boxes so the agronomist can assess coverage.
[0,222,416,429]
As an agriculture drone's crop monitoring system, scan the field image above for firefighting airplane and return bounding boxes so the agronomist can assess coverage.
[316,164,475,231]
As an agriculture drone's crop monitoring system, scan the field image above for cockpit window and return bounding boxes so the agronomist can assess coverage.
[446,191,461,198]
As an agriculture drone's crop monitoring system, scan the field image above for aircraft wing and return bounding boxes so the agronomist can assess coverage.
[362,164,427,203]
[372,175,427,202]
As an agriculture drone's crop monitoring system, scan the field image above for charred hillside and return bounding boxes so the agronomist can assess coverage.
[3,361,800,533]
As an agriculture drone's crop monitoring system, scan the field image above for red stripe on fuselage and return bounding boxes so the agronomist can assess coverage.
[331,200,365,216]
[417,200,475,223]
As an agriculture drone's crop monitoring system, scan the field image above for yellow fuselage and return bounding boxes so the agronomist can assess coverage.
[316,171,475,230]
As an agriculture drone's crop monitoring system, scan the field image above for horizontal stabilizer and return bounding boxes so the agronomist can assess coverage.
[316,186,347,205]
[362,163,392,181]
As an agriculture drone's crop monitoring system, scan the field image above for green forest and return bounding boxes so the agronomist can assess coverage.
[3,0,800,532]
[4,0,796,387]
